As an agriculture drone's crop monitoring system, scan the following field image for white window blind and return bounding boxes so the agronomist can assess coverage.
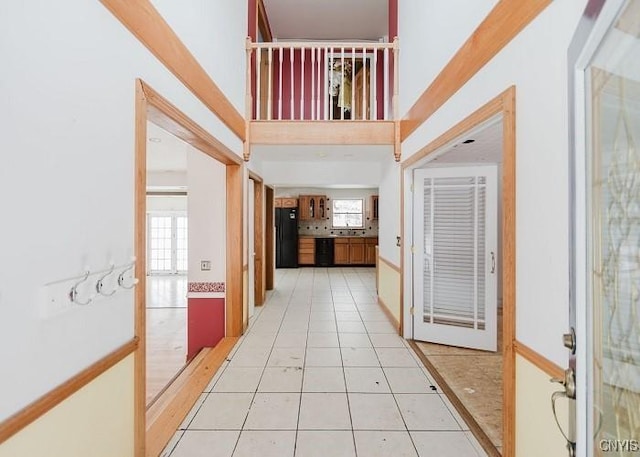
[423,176,487,329]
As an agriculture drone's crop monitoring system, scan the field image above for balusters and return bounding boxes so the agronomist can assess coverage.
[340,47,345,121]
[248,41,394,121]
[324,48,333,121]
[318,46,323,120]
[300,46,305,120]
[290,46,294,120]
[384,47,389,120]
[373,48,378,120]
[256,47,261,120]
[278,47,283,120]
[351,48,355,121]
[311,47,315,120]
[268,47,273,120]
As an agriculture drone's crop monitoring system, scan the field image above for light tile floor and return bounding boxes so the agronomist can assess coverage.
[162,268,487,457]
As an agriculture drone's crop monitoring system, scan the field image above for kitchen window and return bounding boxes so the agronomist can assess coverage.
[332,199,364,228]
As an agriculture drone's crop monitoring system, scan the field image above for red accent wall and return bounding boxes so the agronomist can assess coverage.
[248,0,257,40]
[187,297,225,361]
[389,0,398,38]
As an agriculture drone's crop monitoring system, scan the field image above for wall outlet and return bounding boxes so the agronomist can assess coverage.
[201,260,212,271]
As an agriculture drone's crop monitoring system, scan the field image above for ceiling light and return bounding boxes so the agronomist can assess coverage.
[149,137,162,143]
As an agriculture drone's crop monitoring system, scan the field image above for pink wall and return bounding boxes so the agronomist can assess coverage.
[187,297,225,361]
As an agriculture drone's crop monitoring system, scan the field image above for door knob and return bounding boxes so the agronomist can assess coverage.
[550,367,576,399]
[563,328,576,354]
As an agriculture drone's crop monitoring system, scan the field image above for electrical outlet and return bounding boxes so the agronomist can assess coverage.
[201,260,212,271]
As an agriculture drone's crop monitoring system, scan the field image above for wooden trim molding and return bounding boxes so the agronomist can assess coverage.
[0,338,138,445]
[514,340,564,379]
[400,86,517,457]
[378,255,401,274]
[401,0,551,140]
[250,121,395,145]
[146,338,238,457]
[377,297,400,333]
[99,0,245,140]
[265,186,275,291]
[226,165,245,337]
[134,80,148,457]
[141,81,241,166]
[407,341,501,457]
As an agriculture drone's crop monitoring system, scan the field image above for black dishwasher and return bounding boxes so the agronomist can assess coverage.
[315,238,335,266]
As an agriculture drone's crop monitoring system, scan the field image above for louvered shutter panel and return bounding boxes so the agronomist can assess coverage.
[422,176,487,330]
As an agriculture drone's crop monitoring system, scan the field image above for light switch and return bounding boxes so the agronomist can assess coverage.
[201,260,212,271]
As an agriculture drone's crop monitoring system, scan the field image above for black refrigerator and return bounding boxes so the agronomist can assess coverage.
[276,207,298,268]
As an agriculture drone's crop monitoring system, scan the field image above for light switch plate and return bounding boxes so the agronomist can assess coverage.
[201,260,212,271]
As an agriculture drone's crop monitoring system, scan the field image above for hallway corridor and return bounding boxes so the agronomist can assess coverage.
[161,268,487,457]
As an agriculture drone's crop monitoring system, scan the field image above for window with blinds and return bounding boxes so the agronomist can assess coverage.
[422,176,487,329]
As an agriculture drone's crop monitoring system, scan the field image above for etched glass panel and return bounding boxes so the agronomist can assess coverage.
[588,2,640,453]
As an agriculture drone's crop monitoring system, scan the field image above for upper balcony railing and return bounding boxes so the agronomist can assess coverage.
[246,39,398,122]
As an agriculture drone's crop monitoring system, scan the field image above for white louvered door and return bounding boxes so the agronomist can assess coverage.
[413,166,498,351]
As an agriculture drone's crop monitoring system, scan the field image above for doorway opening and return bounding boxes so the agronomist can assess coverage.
[145,121,190,406]
[401,87,516,457]
[134,79,244,456]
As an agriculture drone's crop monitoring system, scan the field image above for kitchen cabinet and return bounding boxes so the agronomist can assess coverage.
[299,195,328,221]
[275,198,298,208]
[334,238,350,265]
[298,237,315,265]
[370,195,379,220]
[365,237,378,265]
[349,238,365,264]
[299,196,311,220]
[334,237,377,265]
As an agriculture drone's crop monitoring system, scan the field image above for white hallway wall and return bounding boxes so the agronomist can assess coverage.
[0,0,246,447]
[391,0,587,369]
[188,146,227,284]
[262,160,383,188]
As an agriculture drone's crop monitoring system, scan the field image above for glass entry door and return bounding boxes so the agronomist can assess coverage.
[581,1,640,453]
[147,213,188,275]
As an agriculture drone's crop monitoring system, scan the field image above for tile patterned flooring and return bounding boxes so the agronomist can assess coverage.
[161,268,487,457]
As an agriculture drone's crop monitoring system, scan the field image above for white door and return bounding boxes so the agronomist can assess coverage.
[248,180,255,318]
[413,165,498,351]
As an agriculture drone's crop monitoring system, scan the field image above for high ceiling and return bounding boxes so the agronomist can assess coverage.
[263,0,389,41]
[426,117,503,165]
[146,122,189,172]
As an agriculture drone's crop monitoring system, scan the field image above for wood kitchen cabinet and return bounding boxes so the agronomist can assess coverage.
[349,238,365,264]
[334,237,377,265]
[365,237,378,265]
[298,237,315,265]
[275,198,298,208]
[334,238,350,265]
[299,196,311,220]
[369,195,378,221]
[299,195,327,221]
